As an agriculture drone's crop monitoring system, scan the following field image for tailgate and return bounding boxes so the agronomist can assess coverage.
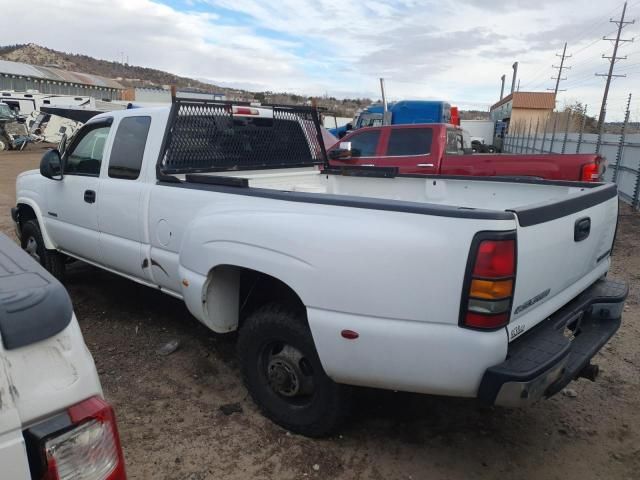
[506,183,618,341]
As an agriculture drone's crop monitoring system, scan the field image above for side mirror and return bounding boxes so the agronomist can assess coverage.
[40,149,63,181]
[328,141,352,160]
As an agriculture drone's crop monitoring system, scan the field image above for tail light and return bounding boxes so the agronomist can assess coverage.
[460,232,516,330]
[581,157,605,182]
[25,396,126,480]
[232,106,259,115]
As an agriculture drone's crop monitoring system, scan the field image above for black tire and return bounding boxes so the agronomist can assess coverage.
[20,219,65,280]
[486,146,496,153]
[238,303,350,437]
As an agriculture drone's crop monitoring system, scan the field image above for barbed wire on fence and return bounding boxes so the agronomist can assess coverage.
[502,93,640,210]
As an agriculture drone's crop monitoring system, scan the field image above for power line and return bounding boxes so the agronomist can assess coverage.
[596,1,636,127]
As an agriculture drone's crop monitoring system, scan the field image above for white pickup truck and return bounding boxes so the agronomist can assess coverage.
[0,233,126,479]
[12,97,627,437]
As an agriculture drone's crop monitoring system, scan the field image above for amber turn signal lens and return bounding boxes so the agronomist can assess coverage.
[470,279,513,300]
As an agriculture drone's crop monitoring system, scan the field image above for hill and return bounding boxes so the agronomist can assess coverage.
[0,44,369,117]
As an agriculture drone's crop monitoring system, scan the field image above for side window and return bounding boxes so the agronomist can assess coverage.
[64,125,111,176]
[108,116,151,180]
[446,130,462,155]
[387,128,433,156]
[349,130,380,157]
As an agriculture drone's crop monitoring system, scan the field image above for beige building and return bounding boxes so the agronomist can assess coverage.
[490,92,556,133]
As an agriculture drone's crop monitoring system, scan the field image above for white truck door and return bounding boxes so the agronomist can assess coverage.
[45,120,113,262]
[97,116,152,280]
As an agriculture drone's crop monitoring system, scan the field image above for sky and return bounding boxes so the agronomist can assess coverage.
[4,0,640,120]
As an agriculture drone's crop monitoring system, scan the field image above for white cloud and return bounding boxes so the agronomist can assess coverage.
[2,0,638,119]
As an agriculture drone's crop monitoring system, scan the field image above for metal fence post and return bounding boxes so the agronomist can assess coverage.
[613,93,632,184]
[549,113,558,153]
[519,122,526,153]
[532,118,540,154]
[561,111,571,154]
[576,104,587,153]
[525,120,532,153]
[634,159,640,210]
[540,115,549,153]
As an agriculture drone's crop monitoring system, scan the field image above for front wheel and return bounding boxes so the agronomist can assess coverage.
[20,219,65,280]
[238,303,350,437]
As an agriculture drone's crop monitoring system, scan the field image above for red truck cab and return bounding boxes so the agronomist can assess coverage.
[327,123,604,182]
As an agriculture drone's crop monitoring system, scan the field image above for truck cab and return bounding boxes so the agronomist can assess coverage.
[328,123,604,182]
[329,100,452,138]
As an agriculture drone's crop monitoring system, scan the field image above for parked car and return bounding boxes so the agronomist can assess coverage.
[0,233,126,479]
[13,98,626,437]
[328,123,605,181]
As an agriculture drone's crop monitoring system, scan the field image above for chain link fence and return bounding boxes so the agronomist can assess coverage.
[502,94,640,210]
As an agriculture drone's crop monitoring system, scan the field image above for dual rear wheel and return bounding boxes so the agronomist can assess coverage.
[238,304,350,437]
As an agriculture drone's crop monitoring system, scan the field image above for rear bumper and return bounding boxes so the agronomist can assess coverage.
[478,279,627,407]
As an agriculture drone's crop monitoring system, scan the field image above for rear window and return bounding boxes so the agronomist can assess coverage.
[349,130,380,157]
[108,116,151,180]
[387,128,433,156]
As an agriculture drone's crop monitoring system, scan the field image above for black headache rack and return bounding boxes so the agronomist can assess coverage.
[156,96,329,181]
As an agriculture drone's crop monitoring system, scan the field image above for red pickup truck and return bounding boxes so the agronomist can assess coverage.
[327,123,604,182]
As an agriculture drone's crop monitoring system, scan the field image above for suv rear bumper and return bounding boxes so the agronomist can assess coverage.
[478,279,627,407]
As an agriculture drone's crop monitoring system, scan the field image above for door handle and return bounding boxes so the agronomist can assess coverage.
[417,163,435,167]
[574,217,590,242]
[361,164,375,167]
[84,190,96,203]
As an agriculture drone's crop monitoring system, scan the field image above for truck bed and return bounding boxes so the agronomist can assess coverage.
[177,167,615,220]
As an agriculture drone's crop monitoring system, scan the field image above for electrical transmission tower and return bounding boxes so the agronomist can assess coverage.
[596,1,635,129]
[547,42,571,100]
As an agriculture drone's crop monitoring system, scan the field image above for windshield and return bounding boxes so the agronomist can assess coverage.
[0,104,14,120]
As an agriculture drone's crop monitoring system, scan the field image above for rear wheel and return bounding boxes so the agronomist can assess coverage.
[0,135,8,151]
[20,219,65,280]
[238,303,350,437]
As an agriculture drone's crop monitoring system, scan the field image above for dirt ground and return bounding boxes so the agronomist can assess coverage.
[1,148,639,480]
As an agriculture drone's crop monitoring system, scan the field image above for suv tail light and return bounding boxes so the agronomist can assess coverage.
[25,397,126,480]
[460,232,516,330]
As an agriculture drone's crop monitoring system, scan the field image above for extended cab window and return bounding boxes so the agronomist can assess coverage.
[108,116,151,180]
[64,124,111,176]
[349,130,380,157]
[387,128,433,156]
[446,130,464,155]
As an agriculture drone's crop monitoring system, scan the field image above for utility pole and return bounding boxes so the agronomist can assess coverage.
[596,1,635,129]
[547,42,571,100]
[499,74,505,100]
[510,62,518,94]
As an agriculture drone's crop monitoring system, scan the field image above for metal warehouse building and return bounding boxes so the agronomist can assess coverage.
[0,59,123,100]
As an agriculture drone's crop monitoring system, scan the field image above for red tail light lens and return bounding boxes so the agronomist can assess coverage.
[464,312,510,329]
[581,162,600,182]
[473,240,515,277]
[41,397,126,480]
[461,234,516,330]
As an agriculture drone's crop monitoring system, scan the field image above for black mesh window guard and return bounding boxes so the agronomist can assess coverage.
[157,96,328,179]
